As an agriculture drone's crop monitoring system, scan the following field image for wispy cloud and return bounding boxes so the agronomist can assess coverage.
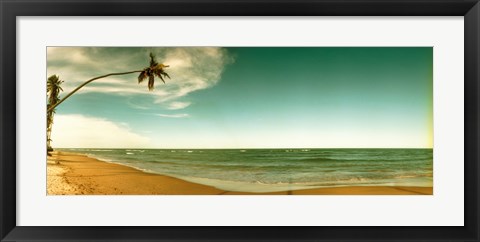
[155,113,190,118]
[165,101,191,110]
[47,47,233,110]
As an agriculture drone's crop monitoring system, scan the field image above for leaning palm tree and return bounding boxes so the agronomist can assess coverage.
[47,52,170,113]
[46,75,64,153]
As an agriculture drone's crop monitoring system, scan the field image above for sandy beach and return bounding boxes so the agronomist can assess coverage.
[47,151,433,195]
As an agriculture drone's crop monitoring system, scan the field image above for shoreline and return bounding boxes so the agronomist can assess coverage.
[47,151,433,195]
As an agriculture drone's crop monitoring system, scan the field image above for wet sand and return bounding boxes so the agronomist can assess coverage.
[47,151,433,195]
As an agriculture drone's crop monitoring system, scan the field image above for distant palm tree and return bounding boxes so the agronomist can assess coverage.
[46,75,63,153]
[47,52,170,113]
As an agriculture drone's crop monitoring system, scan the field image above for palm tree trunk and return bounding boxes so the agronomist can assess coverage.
[47,70,142,113]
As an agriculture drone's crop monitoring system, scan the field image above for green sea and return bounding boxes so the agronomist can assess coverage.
[60,148,433,193]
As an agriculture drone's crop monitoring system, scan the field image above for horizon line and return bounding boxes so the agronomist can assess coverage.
[54,147,433,150]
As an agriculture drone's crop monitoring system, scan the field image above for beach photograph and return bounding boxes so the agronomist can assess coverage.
[46,47,433,195]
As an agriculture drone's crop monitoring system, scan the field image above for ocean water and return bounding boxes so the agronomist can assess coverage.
[59,148,433,193]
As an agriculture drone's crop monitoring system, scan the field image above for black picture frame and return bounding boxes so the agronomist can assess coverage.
[1,0,479,241]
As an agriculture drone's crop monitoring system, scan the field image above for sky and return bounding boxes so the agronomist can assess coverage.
[47,47,433,148]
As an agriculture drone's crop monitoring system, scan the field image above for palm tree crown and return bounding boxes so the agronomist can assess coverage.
[138,53,170,91]
[47,75,64,106]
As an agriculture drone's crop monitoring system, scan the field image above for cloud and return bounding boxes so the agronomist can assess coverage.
[47,47,233,109]
[155,113,189,118]
[51,114,151,148]
[47,47,92,65]
[165,101,191,110]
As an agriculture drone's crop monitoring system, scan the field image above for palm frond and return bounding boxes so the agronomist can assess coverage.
[138,71,147,83]
[47,75,58,92]
[153,69,167,83]
[163,72,170,79]
[149,53,158,67]
[148,75,155,91]
[155,72,165,84]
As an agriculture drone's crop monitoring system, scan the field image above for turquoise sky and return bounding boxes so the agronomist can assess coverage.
[48,47,433,148]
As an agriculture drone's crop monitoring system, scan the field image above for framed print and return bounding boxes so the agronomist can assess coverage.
[1,0,479,241]
[43,46,435,196]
